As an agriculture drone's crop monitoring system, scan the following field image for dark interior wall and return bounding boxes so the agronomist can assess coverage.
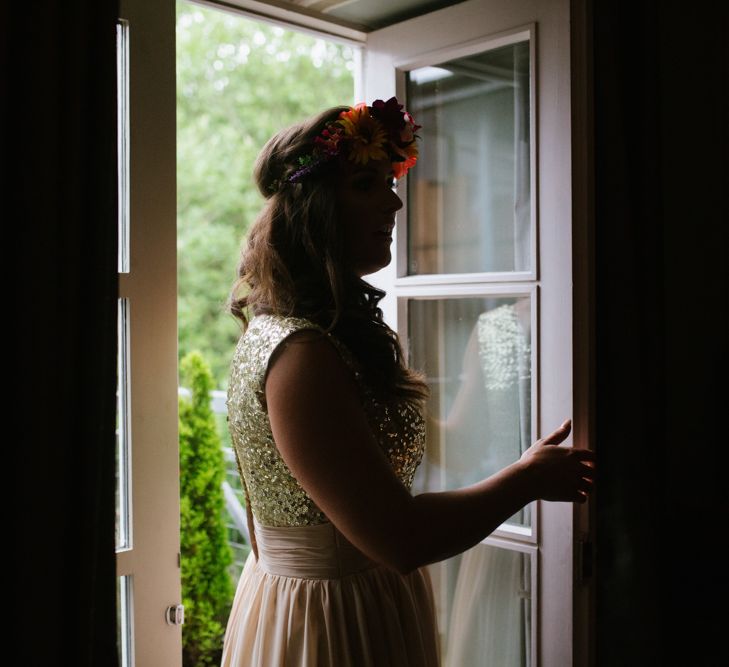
[593,0,728,663]
[5,0,120,664]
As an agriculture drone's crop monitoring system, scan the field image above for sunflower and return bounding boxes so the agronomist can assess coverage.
[338,104,388,165]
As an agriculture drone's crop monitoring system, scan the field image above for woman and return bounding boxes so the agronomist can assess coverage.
[221,98,596,666]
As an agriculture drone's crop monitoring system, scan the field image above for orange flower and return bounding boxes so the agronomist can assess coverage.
[391,141,418,178]
[392,156,416,179]
[338,104,388,165]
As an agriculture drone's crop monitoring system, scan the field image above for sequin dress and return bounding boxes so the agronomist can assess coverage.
[220,314,440,667]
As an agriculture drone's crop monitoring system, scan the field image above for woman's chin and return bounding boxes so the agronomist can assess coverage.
[355,260,391,278]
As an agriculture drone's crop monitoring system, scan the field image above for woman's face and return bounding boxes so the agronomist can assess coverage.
[335,157,403,278]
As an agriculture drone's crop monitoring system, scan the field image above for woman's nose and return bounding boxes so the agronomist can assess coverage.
[385,188,403,213]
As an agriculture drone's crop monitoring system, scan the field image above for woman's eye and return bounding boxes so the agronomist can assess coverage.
[353,178,373,190]
[352,176,397,191]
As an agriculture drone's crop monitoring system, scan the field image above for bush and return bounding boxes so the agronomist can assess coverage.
[179,351,235,666]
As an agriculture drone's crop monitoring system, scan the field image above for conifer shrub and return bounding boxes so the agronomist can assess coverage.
[179,351,235,666]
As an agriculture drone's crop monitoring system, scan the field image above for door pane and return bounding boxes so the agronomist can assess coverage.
[117,574,134,667]
[116,19,130,274]
[406,40,531,275]
[409,295,532,529]
[116,298,131,550]
[437,544,532,667]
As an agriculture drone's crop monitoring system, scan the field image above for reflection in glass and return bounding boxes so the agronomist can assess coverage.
[117,575,133,667]
[439,545,531,666]
[116,298,131,549]
[406,40,531,275]
[409,295,532,528]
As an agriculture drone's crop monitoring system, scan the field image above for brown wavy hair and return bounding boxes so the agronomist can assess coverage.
[227,106,429,406]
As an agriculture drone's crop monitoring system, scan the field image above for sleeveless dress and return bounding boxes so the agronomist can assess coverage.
[221,313,441,667]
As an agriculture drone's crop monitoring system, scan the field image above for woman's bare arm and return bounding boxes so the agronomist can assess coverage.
[265,331,595,576]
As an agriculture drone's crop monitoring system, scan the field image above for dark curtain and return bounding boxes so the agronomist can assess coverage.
[593,0,728,664]
[5,0,120,664]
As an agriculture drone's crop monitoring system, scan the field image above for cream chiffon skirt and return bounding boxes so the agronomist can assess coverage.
[221,517,440,666]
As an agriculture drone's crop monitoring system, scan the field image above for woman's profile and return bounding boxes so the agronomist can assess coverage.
[220,98,596,666]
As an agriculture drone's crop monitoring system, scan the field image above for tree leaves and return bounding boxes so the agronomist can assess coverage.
[176,1,355,391]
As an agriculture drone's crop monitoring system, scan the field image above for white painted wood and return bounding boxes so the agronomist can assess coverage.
[396,271,537,285]
[116,0,182,665]
[395,281,535,298]
[192,0,368,44]
[363,1,581,664]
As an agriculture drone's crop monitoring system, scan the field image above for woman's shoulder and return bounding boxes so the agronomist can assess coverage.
[244,312,329,345]
[247,312,363,383]
[229,313,345,408]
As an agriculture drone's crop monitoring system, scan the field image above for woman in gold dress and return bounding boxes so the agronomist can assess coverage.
[221,98,595,666]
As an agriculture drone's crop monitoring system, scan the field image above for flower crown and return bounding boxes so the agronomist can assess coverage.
[268,97,421,195]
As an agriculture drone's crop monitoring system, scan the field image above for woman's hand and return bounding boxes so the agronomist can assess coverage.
[518,419,596,503]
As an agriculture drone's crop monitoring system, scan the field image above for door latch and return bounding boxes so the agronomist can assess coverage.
[165,604,185,626]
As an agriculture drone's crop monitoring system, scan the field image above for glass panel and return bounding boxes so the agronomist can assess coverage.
[116,20,130,274]
[116,298,131,549]
[406,40,531,275]
[409,295,532,529]
[437,545,531,666]
[117,575,134,667]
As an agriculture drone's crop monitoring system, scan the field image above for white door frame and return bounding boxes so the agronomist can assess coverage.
[116,0,181,665]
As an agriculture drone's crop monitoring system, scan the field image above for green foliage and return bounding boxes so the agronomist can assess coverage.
[179,351,235,667]
[176,0,355,390]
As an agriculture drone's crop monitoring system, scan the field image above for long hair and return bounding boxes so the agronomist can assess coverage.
[227,106,429,405]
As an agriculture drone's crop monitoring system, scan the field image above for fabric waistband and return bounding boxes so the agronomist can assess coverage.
[253,517,379,579]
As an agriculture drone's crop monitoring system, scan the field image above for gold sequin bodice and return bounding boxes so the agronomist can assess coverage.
[226,314,426,527]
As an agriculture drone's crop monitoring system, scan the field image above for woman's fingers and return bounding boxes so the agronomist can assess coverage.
[540,419,572,446]
[580,462,596,479]
[578,477,594,493]
[573,448,596,463]
[571,449,597,483]
[523,418,597,504]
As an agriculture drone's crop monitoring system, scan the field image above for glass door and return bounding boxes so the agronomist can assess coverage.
[399,28,539,665]
[363,1,585,664]
[116,0,182,665]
